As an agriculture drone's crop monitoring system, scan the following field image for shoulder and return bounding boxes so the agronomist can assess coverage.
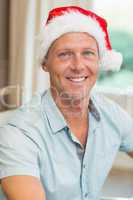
[11,93,43,124]
[0,91,49,148]
[7,91,49,127]
[91,92,133,134]
[91,92,130,117]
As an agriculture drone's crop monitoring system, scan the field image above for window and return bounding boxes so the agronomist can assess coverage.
[92,0,133,94]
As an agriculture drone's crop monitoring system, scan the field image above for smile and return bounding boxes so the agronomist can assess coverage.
[66,76,88,82]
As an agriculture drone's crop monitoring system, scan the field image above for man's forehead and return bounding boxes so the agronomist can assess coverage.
[48,32,98,52]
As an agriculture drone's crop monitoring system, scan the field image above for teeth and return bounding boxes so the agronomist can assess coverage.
[68,77,86,82]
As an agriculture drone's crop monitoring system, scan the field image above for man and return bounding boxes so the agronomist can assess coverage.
[0,6,133,200]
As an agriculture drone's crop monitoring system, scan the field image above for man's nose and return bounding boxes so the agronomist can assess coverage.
[70,54,84,71]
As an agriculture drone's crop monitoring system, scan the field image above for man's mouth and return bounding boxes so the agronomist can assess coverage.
[66,76,88,82]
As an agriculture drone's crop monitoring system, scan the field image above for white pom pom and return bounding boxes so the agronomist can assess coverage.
[100,50,123,71]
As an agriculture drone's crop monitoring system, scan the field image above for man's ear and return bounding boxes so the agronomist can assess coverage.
[42,57,48,72]
[42,64,49,72]
[42,57,49,72]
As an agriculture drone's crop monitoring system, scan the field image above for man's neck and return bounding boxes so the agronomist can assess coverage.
[51,89,90,146]
[50,88,90,123]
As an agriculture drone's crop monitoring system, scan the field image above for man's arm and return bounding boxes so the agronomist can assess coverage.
[1,176,45,200]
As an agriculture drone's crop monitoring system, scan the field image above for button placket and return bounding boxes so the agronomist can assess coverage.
[81,162,89,200]
[81,121,96,200]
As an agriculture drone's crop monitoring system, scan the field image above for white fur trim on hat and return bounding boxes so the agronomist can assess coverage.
[100,50,123,71]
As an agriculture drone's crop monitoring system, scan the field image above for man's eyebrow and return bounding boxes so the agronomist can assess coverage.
[55,48,73,53]
[56,47,97,51]
[83,47,98,51]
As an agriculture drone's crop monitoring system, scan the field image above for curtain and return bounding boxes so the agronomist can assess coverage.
[7,0,39,107]
[0,0,9,111]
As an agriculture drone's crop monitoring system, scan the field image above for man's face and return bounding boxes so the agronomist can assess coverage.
[43,32,99,100]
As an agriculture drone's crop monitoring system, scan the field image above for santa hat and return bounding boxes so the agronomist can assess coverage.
[38,6,123,71]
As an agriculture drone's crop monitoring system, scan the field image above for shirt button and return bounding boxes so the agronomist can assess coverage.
[84,193,88,198]
[83,164,86,168]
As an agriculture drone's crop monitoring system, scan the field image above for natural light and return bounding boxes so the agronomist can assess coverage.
[92,0,133,94]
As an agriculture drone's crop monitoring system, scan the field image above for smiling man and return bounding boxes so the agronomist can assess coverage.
[0,6,133,200]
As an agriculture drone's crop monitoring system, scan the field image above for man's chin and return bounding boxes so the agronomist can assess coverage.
[59,90,90,102]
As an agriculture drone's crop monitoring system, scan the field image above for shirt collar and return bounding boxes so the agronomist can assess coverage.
[89,98,101,122]
[42,89,101,134]
[42,89,67,134]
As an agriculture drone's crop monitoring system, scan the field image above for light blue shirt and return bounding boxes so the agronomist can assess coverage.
[0,89,133,200]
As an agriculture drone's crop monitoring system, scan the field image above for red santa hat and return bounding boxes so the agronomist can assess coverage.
[38,6,123,71]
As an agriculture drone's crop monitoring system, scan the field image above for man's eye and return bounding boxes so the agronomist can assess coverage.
[83,51,95,56]
[58,52,72,58]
